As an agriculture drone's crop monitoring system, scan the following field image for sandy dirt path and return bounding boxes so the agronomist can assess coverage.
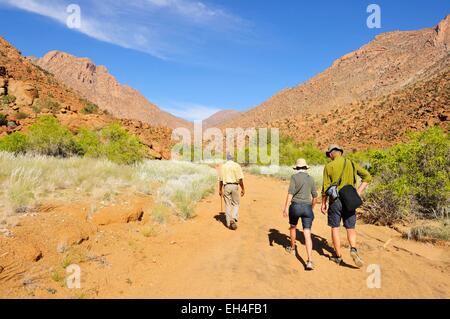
[95,174,449,298]
[1,174,449,298]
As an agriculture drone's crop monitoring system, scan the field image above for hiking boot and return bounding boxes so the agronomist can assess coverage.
[285,245,295,255]
[305,261,314,271]
[230,220,238,230]
[350,247,364,268]
[329,255,343,265]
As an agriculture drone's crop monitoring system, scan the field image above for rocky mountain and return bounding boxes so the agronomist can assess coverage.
[202,109,242,128]
[29,51,190,129]
[0,36,173,159]
[222,15,450,150]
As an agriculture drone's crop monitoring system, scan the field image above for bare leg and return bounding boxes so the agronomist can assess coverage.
[303,229,313,262]
[346,228,357,249]
[289,226,296,249]
[331,227,342,257]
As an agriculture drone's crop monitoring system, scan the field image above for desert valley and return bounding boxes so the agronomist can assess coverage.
[0,11,449,299]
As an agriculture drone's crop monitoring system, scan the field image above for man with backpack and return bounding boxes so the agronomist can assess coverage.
[321,145,372,268]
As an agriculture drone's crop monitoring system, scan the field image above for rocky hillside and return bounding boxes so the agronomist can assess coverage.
[0,36,173,159]
[29,51,190,129]
[273,67,449,151]
[203,109,242,128]
[222,15,450,149]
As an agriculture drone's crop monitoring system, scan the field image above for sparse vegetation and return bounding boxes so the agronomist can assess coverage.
[81,102,99,114]
[0,116,147,164]
[406,219,450,242]
[0,132,27,153]
[142,224,158,238]
[32,104,41,114]
[360,127,450,241]
[0,153,216,222]
[151,203,170,224]
[0,113,7,126]
[27,116,79,157]
[98,123,146,165]
[35,98,61,114]
[15,111,29,120]
[50,269,65,286]
[1,95,16,106]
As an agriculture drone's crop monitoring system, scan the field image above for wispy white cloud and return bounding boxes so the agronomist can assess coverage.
[161,101,221,121]
[0,0,246,59]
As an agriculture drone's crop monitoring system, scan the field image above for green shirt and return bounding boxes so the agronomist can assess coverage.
[322,155,372,196]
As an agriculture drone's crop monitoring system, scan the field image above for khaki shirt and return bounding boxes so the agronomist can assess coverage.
[219,161,244,184]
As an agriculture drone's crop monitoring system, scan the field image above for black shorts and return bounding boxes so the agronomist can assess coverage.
[328,199,356,229]
[289,202,314,229]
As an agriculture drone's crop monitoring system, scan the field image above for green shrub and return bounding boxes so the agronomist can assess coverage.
[0,132,28,154]
[0,113,7,126]
[0,116,146,164]
[99,122,146,165]
[1,95,16,106]
[32,105,41,114]
[75,128,102,158]
[279,137,328,166]
[27,115,79,157]
[81,102,99,114]
[363,127,450,224]
[15,112,29,120]
[76,123,146,165]
[406,220,450,242]
[151,203,169,224]
[35,98,61,114]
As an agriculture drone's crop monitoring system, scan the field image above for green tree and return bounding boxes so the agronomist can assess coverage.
[27,115,79,157]
[99,122,146,165]
[0,132,28,154]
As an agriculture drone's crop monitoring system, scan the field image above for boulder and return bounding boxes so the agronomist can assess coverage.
[92,204,145,226]
[8,79,38,106]
[7,121,17,128]
[147,147,163,160]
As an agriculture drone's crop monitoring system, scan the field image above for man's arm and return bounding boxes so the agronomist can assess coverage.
[355,163,372,196]
[321,166,330,214]
[310,177,318,209]
[239,179,245,197]
[321,195,328,215]
[219,181,224,197]
[236,164,245,197]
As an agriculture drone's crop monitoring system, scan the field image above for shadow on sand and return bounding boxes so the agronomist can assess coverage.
[268,228,359,269]
[214,212,227,228]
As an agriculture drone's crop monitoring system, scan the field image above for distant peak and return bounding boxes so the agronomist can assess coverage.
[435,14,450,49]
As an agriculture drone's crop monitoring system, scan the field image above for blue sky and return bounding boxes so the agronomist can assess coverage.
[0,1,448,121]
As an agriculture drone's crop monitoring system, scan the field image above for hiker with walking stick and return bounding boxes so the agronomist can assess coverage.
[218,153,245,230]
